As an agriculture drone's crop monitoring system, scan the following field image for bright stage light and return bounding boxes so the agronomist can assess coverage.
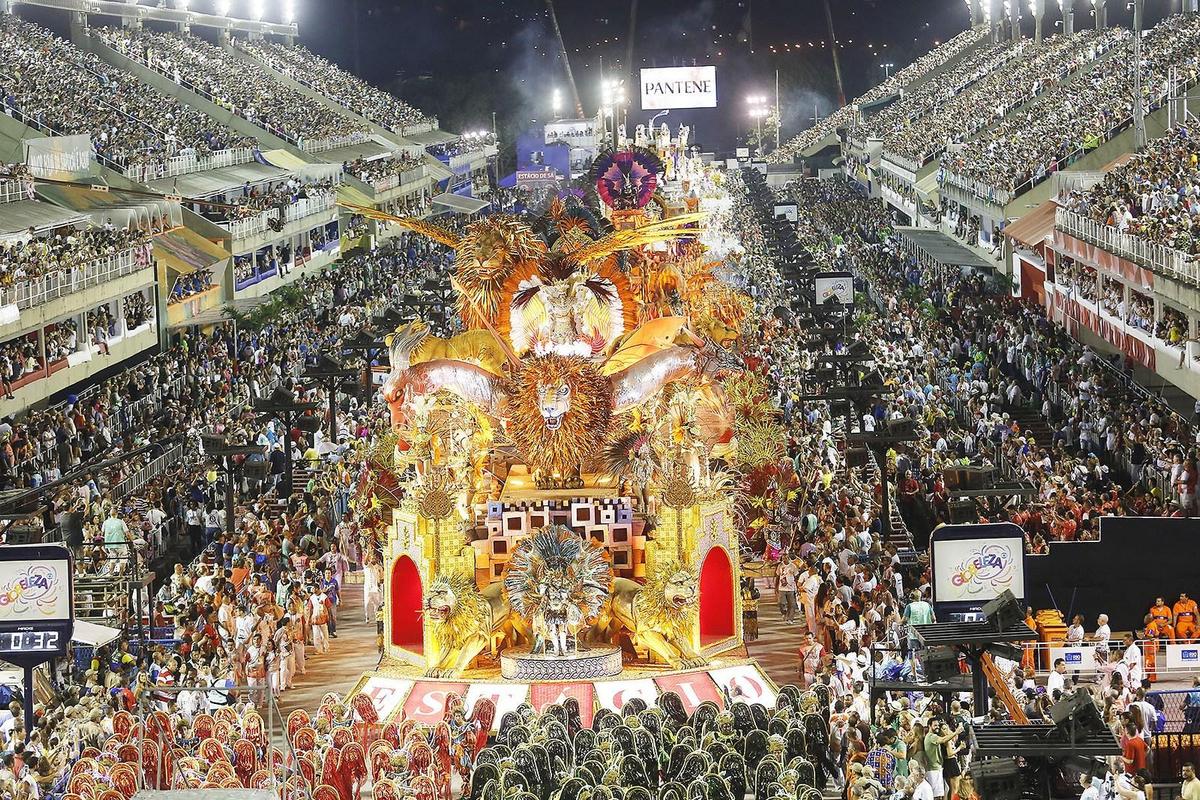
[216,0,231,15]
[282,0,295,22]
[251,0,265,19]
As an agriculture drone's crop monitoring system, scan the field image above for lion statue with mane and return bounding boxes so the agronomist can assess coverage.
[422,573,512,677]
[599,561,708,669]
[500,355,614,488]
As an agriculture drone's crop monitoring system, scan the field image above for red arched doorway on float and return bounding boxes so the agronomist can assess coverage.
[699,546,735,645]
[390,555,423,652]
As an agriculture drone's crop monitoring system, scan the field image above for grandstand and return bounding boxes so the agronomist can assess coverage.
[0,0,490,410]
[813,9,1200,409]
[769,26,989,162]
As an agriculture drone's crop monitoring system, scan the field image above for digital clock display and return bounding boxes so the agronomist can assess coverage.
[0,631,61,652]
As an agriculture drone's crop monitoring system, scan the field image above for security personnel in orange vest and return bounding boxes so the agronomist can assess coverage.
[1175,592,1199,643]
[1143,615,1164,683]
[1150,597,1176,640]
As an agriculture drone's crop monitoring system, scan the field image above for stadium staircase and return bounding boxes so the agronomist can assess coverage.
[1006,404,1054,460]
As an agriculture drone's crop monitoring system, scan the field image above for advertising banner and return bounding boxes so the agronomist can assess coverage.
[0,560,72,622]
[814,271,854,305]
[640,66,717,110]
[931,523,1026,607]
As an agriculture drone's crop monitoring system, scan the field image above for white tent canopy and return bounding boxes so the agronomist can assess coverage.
[72,619,122,648]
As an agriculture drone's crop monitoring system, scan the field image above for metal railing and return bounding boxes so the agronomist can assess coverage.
[1055,207,1200,286]
[0,247,151,312]
[299,131,372,154]
[941,168,1013,207]
[123,146,256,183]
[111,442,191,500]
[1053,170,1108,200]
[448,148,486,170]
[221,192,336,241]
[883,151,922,174]
[0,178,26,205]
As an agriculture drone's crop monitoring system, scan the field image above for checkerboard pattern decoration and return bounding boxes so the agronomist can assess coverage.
[469,497,646,583]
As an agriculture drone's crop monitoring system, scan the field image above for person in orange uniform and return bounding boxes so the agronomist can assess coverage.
[1143,614,1164,683]
[1176,592,1200,643]
[1021,606,1038,673]
[1150,597,1176,641]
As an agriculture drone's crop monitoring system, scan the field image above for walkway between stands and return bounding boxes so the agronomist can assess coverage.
[274,580,379,731]
[747,590,807,688]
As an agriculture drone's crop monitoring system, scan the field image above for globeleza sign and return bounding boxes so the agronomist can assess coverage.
[640,66,718,110]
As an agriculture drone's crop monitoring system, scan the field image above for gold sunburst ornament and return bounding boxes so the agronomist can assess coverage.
[416,468,458,521]
[662,459,697,510]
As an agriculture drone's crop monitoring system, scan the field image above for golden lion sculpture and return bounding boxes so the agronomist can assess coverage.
[422,573,511,678]
[600,562,708,669]
[500,355,614,489]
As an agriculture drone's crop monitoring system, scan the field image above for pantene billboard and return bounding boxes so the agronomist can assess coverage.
[640,66,717,110]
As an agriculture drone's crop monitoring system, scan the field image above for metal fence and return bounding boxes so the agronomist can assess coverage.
[111,442,191,500]
[299,131,372,154]
[1055,207,1200,286]
[223,193,337,242]
[123,147,256,183]
[0,178,26,205]
[0,247,151,311]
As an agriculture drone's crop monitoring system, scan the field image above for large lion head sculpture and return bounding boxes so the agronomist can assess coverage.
[635,562,700,639]
[500,355,613,485]
[423,573,490,653]
[455,217,546,328]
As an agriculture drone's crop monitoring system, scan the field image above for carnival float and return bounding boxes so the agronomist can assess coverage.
[343,151,778,727]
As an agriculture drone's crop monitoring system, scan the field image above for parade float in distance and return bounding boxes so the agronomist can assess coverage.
[343,149,781,732]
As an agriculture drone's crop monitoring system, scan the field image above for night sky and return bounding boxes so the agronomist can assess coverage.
[289,0,1154,155]
[23,0,1161,156]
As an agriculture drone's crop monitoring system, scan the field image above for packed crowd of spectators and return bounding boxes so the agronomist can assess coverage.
[198,176,337,230]
[122,292,153,331]
[425,140,486,161]
[715,170,1190,800]
[169,270,214,304]
[885,29,1124,165]
[0,19,256,175]
[943,14,1200,195]
[93,27,371,149]
[0,246,432,788]
[856,39,1017,145]
[769,27,986,163]
[342,152,422,185]
[0,227,151,290]
[791,178,1198,534]
[1062,125,1200,255]
[233,38,434,133]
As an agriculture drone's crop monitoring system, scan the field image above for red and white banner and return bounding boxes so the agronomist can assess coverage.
[1052,291,1156,370]
[352,662,775,728]
[464,682,530,723]
[1053,231,1156,289]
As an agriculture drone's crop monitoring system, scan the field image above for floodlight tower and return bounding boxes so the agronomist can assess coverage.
[1006,0,1021,40]
[1060,0,1074,35]
[967,0,984,26]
